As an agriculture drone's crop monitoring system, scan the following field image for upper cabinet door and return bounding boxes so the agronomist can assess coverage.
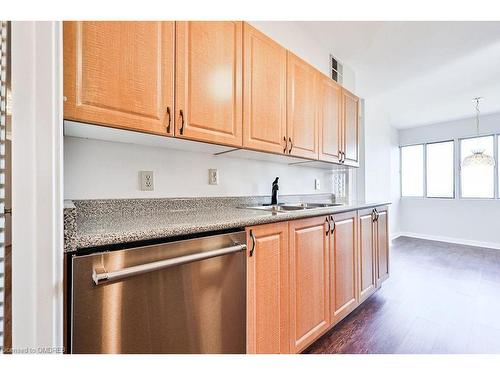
[243,24,287,155]
[376,206,390,285]
[358,208,377,304]
[318,75,342,163]
[286,52,319,160]
[330,210,359,325]
[246,222,290,354]
[289,216,330,353]
[64,21,175,136]
[175,21,243,147]
[342,88,360,166]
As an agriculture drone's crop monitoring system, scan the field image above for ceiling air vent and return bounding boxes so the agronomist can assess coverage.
[330,54,343,84]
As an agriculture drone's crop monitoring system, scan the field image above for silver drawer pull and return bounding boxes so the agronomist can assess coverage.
[92,243,247,285]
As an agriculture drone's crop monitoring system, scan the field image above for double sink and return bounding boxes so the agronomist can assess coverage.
[242,202,343,213]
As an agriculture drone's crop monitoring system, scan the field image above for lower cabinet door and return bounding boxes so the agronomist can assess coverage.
[289,216,330,353]
[330,211,359,325]
[246,222,290,354]
[376,206,390,285]
[358,208,377,303]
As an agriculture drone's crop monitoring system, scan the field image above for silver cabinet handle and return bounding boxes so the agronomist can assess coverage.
[330,215,335,234]
[92,243,247,285]
[325,217,330,236]
[283,136,288,154]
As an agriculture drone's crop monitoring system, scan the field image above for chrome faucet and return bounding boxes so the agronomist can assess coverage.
[271,177,279,205]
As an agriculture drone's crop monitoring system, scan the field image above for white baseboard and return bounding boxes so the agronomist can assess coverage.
[393,231,500,250]
[390,232,402,241]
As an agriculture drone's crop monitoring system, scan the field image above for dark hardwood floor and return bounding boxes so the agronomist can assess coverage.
[306,236,500,354]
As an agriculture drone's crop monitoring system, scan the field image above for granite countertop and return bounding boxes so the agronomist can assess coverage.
[64,195,390,252]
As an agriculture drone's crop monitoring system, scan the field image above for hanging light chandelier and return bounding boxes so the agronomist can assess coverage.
[461,97,495,168]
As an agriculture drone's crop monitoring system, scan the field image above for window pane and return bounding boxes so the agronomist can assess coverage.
[426,141,454,197]
[460,136,494,198]
[401,144,424,197]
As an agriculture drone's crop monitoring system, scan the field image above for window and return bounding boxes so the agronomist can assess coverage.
[460,135,495,198]
[401,135,498,200]
[401,144,424,197]
[426,141,454,198]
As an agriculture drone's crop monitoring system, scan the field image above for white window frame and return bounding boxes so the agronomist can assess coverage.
[425,140,456,199]
[400,143,425,198]
[400,134,500,200]
[458,133,498,200]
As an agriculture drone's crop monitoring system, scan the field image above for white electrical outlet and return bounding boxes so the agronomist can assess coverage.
[315,179,321,190]
[140,171,154,191]
[208,169,219,185]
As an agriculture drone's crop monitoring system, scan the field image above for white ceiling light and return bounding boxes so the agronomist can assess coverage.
[462,97,495,168]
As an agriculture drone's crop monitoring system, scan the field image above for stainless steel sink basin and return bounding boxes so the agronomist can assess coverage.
[240,202,343,213]
[241,205,305,213]
[284,202,343,208]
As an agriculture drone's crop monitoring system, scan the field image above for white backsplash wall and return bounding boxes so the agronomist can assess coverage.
[64,137,340,200]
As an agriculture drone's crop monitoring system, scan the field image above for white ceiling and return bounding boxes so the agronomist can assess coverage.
[297,21,500,129]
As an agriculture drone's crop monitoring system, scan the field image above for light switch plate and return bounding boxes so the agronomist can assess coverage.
[209,169,219,185]
[140,171,154,191]
[315,179,321,190]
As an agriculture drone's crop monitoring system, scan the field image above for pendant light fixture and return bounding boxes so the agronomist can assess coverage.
[461,97,495,168]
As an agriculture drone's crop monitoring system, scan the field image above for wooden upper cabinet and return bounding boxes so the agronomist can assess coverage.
[63,21,175,136]
[246,222,290,354]
[342,88,360,167]
[64,21,360,165]
[358,208,377,303]
[289,216,330,353]
[243,24,287,154]
[376,206,390,285]
[286,52,319,160]
[318,75,342,163]
[175,21,243,147]
[330,210,359,325]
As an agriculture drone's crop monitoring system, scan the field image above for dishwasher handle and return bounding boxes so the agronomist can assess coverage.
[92,243,247,285]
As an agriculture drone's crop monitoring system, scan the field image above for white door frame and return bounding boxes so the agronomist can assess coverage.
[11,21,64,352]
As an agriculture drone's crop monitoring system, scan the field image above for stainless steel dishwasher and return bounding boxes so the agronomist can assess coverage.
[70,230,247,354]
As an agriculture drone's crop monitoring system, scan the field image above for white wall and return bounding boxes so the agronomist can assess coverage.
[399,199,500,249]
[64,21,361,201]
[248,22,356,91]
[64,137,336,199]
[12,21,64,351]
[398,111,500,249]
[389,125,401,236]
[399,111,500,145]
[362,97,400,236]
